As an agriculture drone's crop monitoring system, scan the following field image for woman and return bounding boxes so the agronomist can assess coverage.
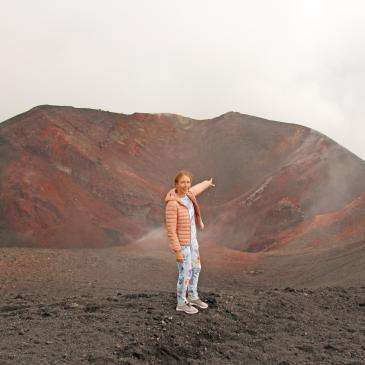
[164,170,215,314]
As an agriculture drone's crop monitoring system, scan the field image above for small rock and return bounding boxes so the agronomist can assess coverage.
[64,302,82,309]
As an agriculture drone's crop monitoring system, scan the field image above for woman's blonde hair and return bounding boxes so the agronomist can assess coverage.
[174,170,193,186]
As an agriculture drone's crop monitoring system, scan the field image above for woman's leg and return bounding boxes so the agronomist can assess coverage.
[187,239,201,300]
[176,246,192,305]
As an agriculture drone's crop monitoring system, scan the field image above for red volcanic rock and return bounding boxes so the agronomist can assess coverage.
[0,105,168,248]
[204,119,365,254]
[0,105,364,252]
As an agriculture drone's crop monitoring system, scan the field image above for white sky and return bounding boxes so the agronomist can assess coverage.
[1,0,364,160]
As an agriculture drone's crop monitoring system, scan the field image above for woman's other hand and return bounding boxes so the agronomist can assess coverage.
[175,250,184,263]
[208,178,215,187]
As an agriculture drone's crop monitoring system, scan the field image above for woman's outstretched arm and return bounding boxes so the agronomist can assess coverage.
[189,178,215,196]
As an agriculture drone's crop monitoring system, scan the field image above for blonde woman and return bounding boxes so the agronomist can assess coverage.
[165,170,215,314]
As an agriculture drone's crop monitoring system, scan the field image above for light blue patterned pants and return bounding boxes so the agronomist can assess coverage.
[176,239,201,305]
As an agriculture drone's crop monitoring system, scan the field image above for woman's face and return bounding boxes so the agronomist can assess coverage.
[176,175,191,194]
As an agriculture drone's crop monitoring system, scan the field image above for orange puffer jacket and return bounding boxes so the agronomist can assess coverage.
[165,180,211,253]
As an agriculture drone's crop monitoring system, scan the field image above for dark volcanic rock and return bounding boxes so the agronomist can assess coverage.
[0,288,364,364]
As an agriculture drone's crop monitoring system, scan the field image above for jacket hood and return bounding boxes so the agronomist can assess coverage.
[165,187,178,203]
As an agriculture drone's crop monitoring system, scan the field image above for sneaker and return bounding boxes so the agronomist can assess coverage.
[176,302,199,314]
[187,297,209,309]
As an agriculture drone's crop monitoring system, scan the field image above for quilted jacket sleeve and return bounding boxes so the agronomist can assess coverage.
[165,200,181,253]
[189,180,211,197]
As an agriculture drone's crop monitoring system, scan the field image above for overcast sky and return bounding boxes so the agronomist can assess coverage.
[1,1,364,160]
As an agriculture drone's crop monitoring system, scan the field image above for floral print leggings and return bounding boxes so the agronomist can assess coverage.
[176,239,201,305]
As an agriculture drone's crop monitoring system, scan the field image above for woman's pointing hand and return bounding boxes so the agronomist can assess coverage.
[208,178,215,187]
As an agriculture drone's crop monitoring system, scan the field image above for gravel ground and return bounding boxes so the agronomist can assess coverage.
[0,238,364,364]
[1,286,364,364]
